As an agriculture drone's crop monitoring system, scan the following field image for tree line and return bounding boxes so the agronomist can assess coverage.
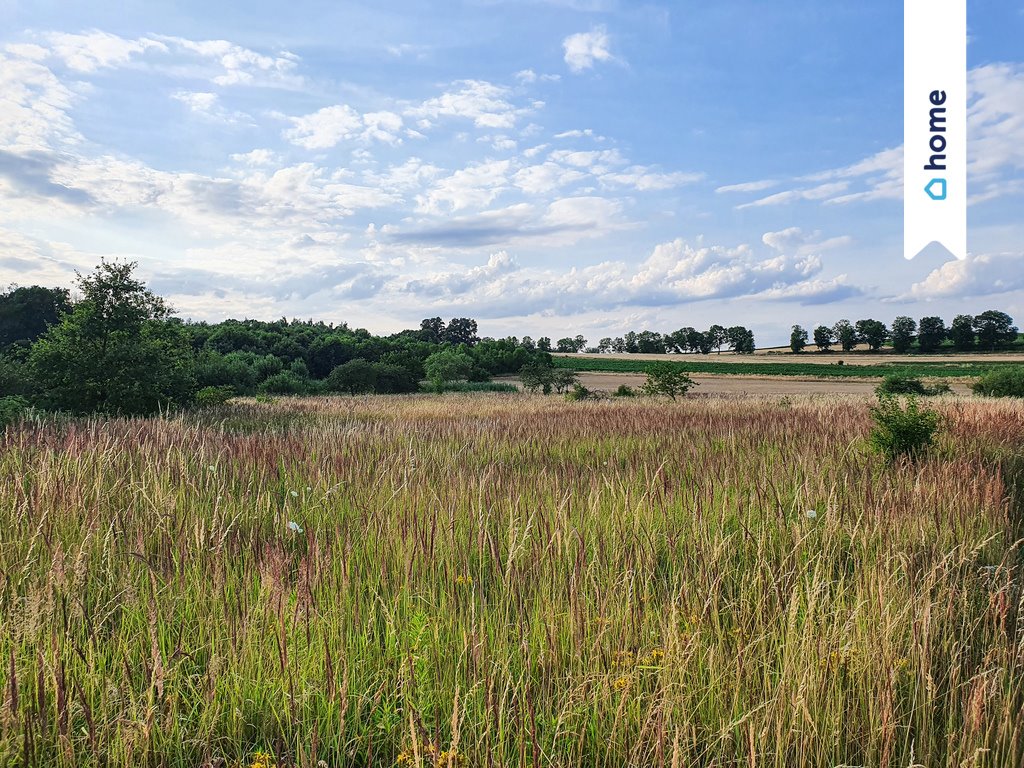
[789,312,1020,354]
[552,326,758,355]
[0,262,553,416]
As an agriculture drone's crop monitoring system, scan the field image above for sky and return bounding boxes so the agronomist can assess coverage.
[1,0,1022,346]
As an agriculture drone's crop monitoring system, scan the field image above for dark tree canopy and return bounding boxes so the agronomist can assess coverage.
[0,285,72,350]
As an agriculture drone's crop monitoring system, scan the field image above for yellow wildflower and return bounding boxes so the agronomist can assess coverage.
[613,676,630,692]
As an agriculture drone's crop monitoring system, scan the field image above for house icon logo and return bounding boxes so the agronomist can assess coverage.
[925,178,947,201]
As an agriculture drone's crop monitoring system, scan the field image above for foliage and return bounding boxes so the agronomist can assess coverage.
[0,395,28,428]
[194,385,235,407]
[890,316,917,353]
[973,310,1019,350]
[868,395,941,460]
[423,380,518,393]
[917,316,947,353]
[564,383,597,401]
[519,362,555,394]
[950,314,975,351]
[641,362,696,400]
[855,319,888,352]
[326,359,378,394]
[971,366,1024,398]
[0,285,71,350]
[612,384,636,397]
[29,262,195,415]
[790,325,808,353]
[833,319,857,352]
[424,349,475,390]
[813,325,833,352]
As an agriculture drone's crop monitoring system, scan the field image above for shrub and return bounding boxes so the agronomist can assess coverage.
[876,374,928,396]
[641,362,696,400]
[0,395,27,429]
[971,366,1024,398]
[868,395,940,461]
[194,385,235,407]
[422,381,518,393]
[326,359,377,394]
[258,372,307,395]
[565,383,595,401]
[612,384,636,397]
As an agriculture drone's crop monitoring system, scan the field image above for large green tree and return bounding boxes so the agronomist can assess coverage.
[890,316,917,353]
[29,262,194,415]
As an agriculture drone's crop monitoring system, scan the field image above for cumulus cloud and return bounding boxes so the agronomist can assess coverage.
[911,252,1024,298]
[406,80,533,130]
[41,30,168,72]
[416,159,513,213]
[283,105,404,149]
[563,26,616,73]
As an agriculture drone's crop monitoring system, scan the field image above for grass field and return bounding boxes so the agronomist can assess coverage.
[2,394,1024,767]
[552,355,1023,379]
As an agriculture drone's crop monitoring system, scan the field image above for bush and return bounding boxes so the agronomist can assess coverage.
[565,383,595,401]
[971,366,1024,398]
[876,374,928,396]
[194,385,235,407]
[422,381,518,393]
[258,372,307,395]
[612,384,636,397]
[868,395,940,461]
[0,395,27,429]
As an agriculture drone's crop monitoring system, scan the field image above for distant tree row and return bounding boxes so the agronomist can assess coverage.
[553,326,758,356]
[790,311,1020,354]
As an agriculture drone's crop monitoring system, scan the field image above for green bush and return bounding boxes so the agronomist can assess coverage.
[565,383,595,401]
[194,385,235,407]
[868,395,940,461]
[422,381,518,393]
[876,374,928,396]
[971,366,1024,398]
[0,395,28,429]
[612,384,636,397]
[258,372,307,395]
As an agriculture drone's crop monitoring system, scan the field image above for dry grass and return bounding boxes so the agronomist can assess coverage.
[1,394,1023,767]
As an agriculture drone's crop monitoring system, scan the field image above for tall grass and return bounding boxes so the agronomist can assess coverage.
[1,394,1023,767]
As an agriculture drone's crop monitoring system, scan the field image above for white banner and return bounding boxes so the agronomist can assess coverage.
[904,0,967,260]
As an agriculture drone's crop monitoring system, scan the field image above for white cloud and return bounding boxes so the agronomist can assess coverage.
[407,80,531,130]
[283,105,403,149]
[715,179,779,194]
[601,166,705,191]
[563,26,617,73]
[416,159,513,213]
[911,252,1024,297]
[42,30,167,72]
[0,52,78,152]
[737,182,851,209]
[513,162,587,194]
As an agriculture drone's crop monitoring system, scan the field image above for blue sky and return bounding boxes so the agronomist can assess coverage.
[1,0,1022,345]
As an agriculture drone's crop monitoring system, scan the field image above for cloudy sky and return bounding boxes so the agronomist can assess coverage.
[1,0,1022,345]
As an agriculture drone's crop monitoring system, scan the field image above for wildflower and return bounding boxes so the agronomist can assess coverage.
[646,648,665,664]
[250,751,275,768]
[290,490,299,497]
[396,751,410,765]
[805,509,817,519]
[455,574,473,586]
[612,676,630,692]
[287,520,304,534]
[207,465,216,472]
[305,485,312,491]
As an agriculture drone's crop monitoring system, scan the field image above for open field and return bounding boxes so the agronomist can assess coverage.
[505,372,972,396]
[2,394,1024,767]
[552,354,1024,380]
[562,350,1024,365]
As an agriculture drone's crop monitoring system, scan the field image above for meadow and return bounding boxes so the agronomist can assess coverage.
[1,394,1023,767]
[551,355,1021,380]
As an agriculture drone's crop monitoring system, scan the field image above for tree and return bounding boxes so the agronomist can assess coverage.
[790,325,808,353]
[551,368,579,394]
[326,359,378,394]
[917,316,946,353]
[424,349,473,390]
[29,261,194,415]
[443,317,479,346]
[419,317,445,344]
[949,314,975,351]
[0,285,71,350]
[536,337,552,352]
[519,362,554,394]
[636,331,665,354]
[726,326,756,354]
[597,337,613,354]
[855,319,888,352]
[890,316,917,353]
[973,310,1018,350]
[689,331,714,355]
[833,320,857,352]
[813,325,833,352]
[640,362,696,400]
[707,325,727,354]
